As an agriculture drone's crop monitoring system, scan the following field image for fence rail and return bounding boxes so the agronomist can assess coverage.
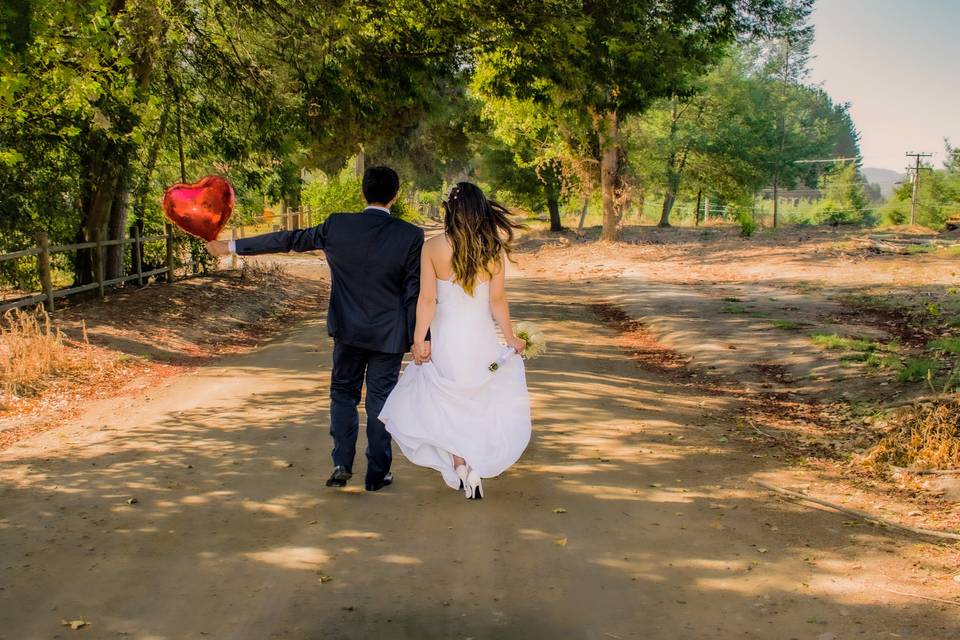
[0,207,318,316]
[0,224,179,315]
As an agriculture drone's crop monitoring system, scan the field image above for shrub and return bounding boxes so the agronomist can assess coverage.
[815,162,869,225]
[861,397,960,470]
[302,171,421,224]
[736,210,757,237]
[1,307,86,406]
[880,198,910,226]
[302,172,365,220]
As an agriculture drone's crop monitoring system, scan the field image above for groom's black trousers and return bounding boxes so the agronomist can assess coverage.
[329,341,404,482]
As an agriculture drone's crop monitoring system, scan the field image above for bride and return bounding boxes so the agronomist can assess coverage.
[379,182,532,500]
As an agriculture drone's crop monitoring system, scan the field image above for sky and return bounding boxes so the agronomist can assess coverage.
[809,0,960,172]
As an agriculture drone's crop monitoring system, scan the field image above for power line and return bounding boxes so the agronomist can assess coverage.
[793,157,860,164]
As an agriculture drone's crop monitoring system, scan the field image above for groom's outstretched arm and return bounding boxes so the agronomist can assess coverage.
[230,218,331,256]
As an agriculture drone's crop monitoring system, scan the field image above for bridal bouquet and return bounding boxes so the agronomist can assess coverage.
[489,322,547,372]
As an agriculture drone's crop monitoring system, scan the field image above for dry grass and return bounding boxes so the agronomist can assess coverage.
[0,307,90,408]
[862,397,960,471]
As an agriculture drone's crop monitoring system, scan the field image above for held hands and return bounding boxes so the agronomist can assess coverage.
[206,240,230,257]
[413,340,431,365]
[505,334,527,354]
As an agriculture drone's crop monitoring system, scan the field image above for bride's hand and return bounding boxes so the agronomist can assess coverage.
[505,335,527,354]
[413,340,431,364]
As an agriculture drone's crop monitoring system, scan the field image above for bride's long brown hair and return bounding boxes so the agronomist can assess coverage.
[443,182,525,296]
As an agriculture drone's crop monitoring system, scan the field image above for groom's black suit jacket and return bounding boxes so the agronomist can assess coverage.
[235,208,424,354]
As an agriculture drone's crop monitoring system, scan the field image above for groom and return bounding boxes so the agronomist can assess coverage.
[207,166,425,491]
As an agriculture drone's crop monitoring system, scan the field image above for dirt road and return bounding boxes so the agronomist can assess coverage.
[1,275,957,639]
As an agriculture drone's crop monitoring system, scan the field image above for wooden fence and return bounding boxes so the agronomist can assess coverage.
[0,224,178,314]
[0,207,318,315]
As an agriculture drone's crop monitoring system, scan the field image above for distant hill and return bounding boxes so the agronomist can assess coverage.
[862,167,907,199]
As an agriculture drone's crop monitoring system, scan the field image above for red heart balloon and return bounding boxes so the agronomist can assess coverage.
[162,175,235,241]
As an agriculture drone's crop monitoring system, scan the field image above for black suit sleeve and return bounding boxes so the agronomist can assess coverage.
[235,218,330,255]
[403,230,428,342]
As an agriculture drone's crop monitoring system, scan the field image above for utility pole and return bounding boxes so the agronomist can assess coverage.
[905,151,932,226]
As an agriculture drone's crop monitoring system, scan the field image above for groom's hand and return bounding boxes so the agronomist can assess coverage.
[206,240,230,257]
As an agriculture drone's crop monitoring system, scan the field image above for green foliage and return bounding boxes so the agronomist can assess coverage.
[865,353,900,369]
[301,170,420,224]
[813,162,869,225]
[897,358,941,383]
[722,304,749,314]
[736,210,758,237]
[928,337,960,354]
[302,173,365,220]
[479,0,795,238]
[389,198,422,225]
[0,0,471,287]
[810,334,878,352]
[770,319,802,330]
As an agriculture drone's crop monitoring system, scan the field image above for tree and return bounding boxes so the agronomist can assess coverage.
[480,0,790,240]
[757,0,818,227]
[472,82,597,231]
[623,45,855,228]
[0,0,474,285]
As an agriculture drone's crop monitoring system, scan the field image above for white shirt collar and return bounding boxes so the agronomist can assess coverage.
[366,205,391,214]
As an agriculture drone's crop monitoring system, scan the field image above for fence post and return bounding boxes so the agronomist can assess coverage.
[36,232,55,313]
[131,225,143,286]
[93,228,105,299]
[165,223,175,283]
[231,227,238,270]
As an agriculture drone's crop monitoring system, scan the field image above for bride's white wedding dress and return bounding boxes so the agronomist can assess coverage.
[379,278,531,490]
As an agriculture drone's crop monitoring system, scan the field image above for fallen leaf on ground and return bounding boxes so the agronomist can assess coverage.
[552,507,567,514]
[554,537,568,547]
[61,619,90,630]
[317,575,333,583]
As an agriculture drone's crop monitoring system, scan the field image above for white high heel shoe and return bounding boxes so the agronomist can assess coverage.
[465,469,484,500]
[455,464,469,491]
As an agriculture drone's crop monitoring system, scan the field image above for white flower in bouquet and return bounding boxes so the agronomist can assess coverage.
[489,321,547,372]
[514,322,546,360]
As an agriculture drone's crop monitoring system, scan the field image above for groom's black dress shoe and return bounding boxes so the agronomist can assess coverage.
[326,466,352,487]
[365,472,394,492]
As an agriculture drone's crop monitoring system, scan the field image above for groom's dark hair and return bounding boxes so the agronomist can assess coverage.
[362,166,400,205]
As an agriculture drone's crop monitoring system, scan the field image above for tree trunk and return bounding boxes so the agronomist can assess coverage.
[772,172,780,228]
[546,194,562,232]
[694,188,703,226]
[659,163,682,227]
[577,196,589,232]
[658,191,676,227]
[74,134,124,285]
[598,110,620,241]
[105,178,131,280]
[658,98,685,228]
[355,148,365,178]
